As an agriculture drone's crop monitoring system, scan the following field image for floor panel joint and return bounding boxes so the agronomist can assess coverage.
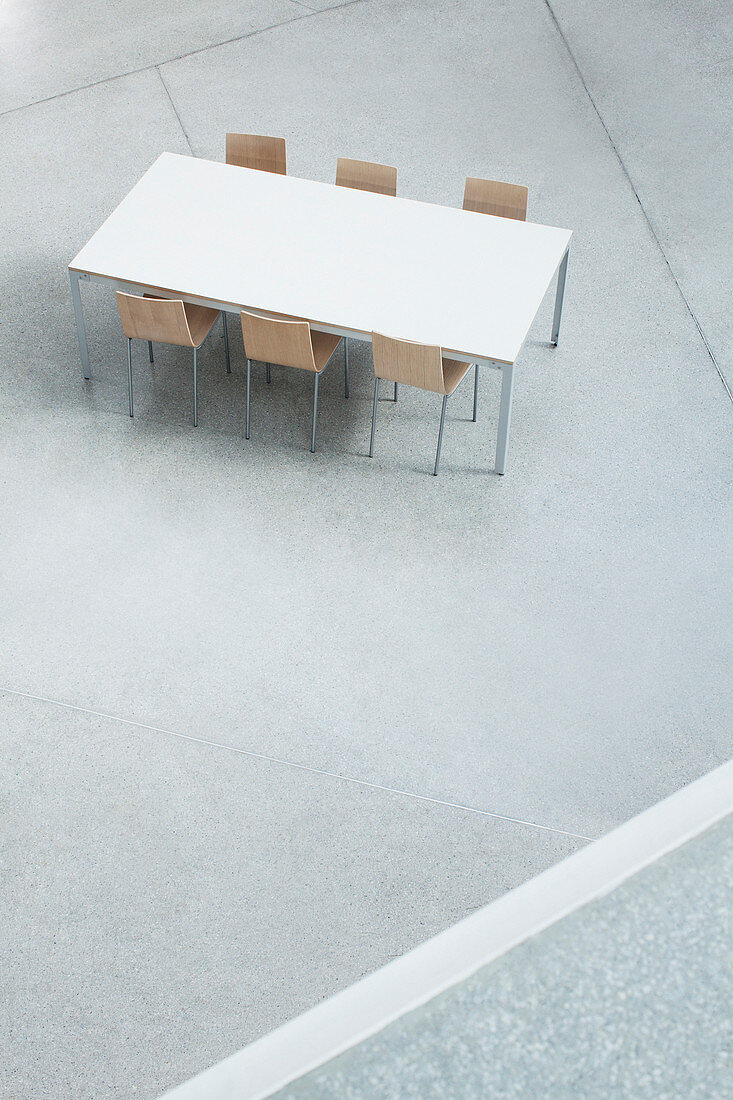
[542,0,732,403]
[1,685,595,843]
[0,0,370,122]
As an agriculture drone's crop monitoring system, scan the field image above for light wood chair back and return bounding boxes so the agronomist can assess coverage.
[116,292,194,346]
[463,177,528,221]
[240,311,317,372]
[371,332,450,395]
[335,158,397,197]
[225,133,287,174]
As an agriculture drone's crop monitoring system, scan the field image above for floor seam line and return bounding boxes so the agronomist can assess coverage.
[0,0,369,122]
[156,67,194,154]
[542,0,732,404]
[1,685,595,843]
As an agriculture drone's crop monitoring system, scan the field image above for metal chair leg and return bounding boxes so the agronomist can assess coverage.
[394,381,398,402]
[246,358,251,439]
[193,347,198,426]
[127,338,134,417]
[148,341,154,364]
[266,363,271,384]
[369,377,379,457]
[434,395,448,476]
[472,364,478,422]
[222,312,231,373]
[311,371,320,452]
[344,339,349,398]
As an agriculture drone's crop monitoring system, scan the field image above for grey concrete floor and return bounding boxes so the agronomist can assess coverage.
[1,0,731,1097]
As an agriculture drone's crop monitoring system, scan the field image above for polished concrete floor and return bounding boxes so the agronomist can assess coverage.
[1,1,731,1097]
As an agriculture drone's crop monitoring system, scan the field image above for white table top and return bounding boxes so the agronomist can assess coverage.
[70,153,571,365]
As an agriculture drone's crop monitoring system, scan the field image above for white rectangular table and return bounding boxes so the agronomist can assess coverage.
[69,153,571,473]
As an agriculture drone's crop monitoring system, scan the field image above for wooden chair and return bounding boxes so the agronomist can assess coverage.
[369,332,472,475]
[335,158,397,398]
[335,158,397,197]
[116,292,229,425]
[462,177,528,422]
[225,133,287,175]
[462,177,528,221]
[240,311,342,451]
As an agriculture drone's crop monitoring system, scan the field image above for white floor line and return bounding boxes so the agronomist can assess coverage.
[0,685,595,843]
[158,758,733,1100]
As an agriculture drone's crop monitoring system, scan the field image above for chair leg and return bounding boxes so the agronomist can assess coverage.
[222,312,231,373]
[434,395,448,476]
[266,363,271,384]
[127,338,134,417]
[344,339,349,398]
[193,347,198,427]
[472,364,478,422]
[148,340,154,364]
[369,377,379,457]
[246,358,251,439]
[311,371,320,453]
[394,381,398,402]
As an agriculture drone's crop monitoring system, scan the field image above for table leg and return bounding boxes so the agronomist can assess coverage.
[495,363,514,475]
[551,248,569,347]
[69,270,91,379]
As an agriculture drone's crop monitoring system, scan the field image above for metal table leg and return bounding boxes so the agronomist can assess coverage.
[369,378,379,457]
[495,363,514,475]
[551,248,569,347]
[69,269,91,379]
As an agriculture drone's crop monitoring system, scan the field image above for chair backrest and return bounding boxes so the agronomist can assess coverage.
[335,158,397,197]
[225,133,287,174]
[116,292,194,346]
[371,332,448,394]
[240,311,317,372]
[463,177,528,221]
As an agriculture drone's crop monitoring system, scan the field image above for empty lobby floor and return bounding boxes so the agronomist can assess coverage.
[1,0,731,1096]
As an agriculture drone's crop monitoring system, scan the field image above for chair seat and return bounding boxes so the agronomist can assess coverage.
[184,304,221,347]
[442,357,472,395]
[311,330,342,371]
